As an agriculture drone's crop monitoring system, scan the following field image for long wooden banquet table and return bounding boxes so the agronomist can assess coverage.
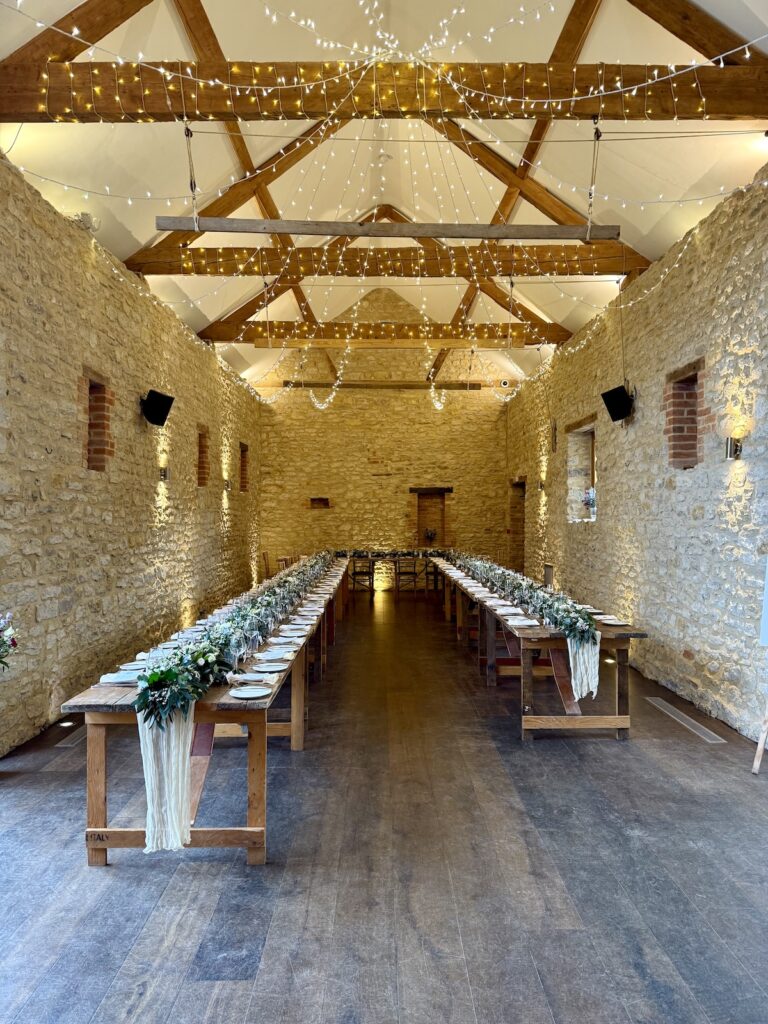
[62,557,349,867]
[430,557,647,742]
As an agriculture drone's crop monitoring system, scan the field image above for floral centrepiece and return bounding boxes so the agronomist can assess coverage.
[134,550,335,728]
[0,613,18,670]
[444,551,597,649]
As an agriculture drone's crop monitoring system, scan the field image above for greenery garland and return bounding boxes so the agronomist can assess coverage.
[444,551,597,648]
[134,551,335,729]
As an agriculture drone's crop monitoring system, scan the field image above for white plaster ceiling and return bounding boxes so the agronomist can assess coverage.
[1,0,767,385]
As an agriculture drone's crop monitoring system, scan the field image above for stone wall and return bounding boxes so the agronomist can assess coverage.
[260,388,508,576]
[0,157,261,756]
[505,166,768,739]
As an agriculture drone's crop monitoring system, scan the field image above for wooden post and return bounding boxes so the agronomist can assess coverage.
[616,646,630,741]
[444,577,452,622]
[486,609,497,687]
[314,618,323,683]
[247,712,267,865]
[521,645,534,743]
[290,646,306,751]
[335,588,343,623]
[86,722,108,866]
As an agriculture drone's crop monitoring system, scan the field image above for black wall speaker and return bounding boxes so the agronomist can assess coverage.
[601,385,634,422]
[140,390,175,426]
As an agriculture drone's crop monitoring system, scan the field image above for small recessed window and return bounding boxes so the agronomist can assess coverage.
[665,361,704,470]
[197,429,210,487]
[86,378,115,472]
[239,443,249,492]
[310,496,330,509]
[566,420,596,522]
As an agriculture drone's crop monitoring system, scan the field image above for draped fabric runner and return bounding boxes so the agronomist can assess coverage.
[137,706,196,853]
[567,632,601,701]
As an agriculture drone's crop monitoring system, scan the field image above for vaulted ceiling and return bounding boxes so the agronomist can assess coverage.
[1,0,767,391]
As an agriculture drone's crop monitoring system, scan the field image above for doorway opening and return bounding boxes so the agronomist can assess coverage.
[509,480,526,572]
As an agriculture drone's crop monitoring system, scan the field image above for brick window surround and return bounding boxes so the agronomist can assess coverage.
[80,375,115,471]
[197,428,210,487]
[664,360,712,470]
[239,443,249,492]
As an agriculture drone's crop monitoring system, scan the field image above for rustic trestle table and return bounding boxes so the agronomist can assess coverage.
[62,558,349,867]
[430,558,647,741]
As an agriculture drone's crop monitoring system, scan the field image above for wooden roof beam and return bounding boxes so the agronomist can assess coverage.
[202,321,571,345]
[125,117,348,264]
[519,0,604,179]
[3,62,766,120]
[625,0,768,65]
[1,0,155,64]
[134,241,645,277]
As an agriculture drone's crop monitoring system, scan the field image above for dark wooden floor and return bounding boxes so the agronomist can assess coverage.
[2,592,768,1024]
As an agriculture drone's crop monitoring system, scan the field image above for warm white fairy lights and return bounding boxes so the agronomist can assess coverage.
[5,0,768,410]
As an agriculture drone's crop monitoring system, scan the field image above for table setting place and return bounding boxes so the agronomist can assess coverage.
[96,559,345,700]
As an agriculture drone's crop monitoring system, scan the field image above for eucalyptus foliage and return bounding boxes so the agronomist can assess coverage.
[133,551,334,728]
[445,551,597,647]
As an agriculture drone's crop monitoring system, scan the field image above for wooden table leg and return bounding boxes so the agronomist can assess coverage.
[247,711,267,865]
[314,620,323,683]
[327,600,336,645]
[321,610,328,671]
[486,609,497,687]
[521,646,534,743]
[456,591,466,644]
[291,647,306,751]
[335,588,343,623]
[616,646,630,741]
[444,577,452,622]
[86,722,108,866]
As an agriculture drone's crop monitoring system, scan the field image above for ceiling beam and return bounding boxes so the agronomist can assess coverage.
[125,118,347,264]
[281,380,485,391]
[214,280,295,324]
[134,241,644,277]
[153,217,622,241]
[519,0,604,179]
[439,0,604,381]
[425,117,591,226]
[624,0,768,65]
[201,321,572,345]
[1,0,155,64]
[3,62,765,120]
[377,204,561,330]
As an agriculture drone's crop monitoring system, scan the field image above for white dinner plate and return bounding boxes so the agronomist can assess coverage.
[229,685,272,700]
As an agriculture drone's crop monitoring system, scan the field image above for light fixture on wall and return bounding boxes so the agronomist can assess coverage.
[224,479,232,491]
[159,466,170,482]
[725,437,743,461]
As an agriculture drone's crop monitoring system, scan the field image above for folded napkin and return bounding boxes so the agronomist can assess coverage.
[99,670,141,685]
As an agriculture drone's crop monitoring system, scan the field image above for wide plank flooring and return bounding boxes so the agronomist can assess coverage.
[3,591,768,1024]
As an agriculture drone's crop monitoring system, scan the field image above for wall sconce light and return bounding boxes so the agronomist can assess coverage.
[725,437,743,461]
[159,466,169,482]
[224,479,232,491]
[538,480,546,491]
